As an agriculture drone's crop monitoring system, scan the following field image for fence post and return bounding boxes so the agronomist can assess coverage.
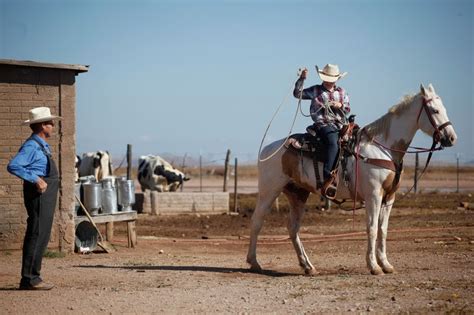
[233,157,238,213]
[456,153,460,193]
[414,152,419,193]
[127,144,132,180]
[199,153,203,192]
[321,196,331,211]
[325,197,332,211]
[223,149,231,192]
[180,153,187,192]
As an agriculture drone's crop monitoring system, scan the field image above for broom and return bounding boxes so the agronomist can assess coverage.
[75,194,115,253]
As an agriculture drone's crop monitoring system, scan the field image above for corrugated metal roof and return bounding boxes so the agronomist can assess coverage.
[0,59,89,73]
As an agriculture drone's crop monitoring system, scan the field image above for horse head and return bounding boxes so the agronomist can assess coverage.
[419,84,457,147]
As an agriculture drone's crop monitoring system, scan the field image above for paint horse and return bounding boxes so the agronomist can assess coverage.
[247,84,457,275]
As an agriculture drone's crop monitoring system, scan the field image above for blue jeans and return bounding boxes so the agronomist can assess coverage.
[316,124,339,181]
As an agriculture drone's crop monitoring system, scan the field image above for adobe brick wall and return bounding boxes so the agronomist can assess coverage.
[149,192,230,215]
[0,64,80,252]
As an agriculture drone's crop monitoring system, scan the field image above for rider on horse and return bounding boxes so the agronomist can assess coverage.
[293,64,350,198]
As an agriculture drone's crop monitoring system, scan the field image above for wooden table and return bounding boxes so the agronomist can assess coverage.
[75,211,138,248]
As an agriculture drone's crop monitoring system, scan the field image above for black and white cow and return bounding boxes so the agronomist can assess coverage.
[78,151,113,181]
[138,155,190,192]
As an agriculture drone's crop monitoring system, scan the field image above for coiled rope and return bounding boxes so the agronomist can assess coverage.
[258,73,309,162]
[257,74,347,162]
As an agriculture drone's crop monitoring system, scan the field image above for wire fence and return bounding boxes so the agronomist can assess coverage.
[88,145,474,197]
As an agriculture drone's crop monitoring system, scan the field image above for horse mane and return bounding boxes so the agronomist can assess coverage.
[363,93,420,140]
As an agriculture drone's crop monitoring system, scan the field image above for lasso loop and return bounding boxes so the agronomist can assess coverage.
[257,70,348,163]
[258,77,305,162]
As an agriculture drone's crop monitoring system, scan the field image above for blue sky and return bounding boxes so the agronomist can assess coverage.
[1,0,473,164]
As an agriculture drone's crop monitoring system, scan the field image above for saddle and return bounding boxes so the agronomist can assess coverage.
[285,115,359,200]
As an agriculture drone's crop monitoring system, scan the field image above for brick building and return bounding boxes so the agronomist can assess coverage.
[0,59,88,252]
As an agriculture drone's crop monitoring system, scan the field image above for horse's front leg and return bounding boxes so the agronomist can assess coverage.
[377,200,395,273]
[285,189,316,275]
[365,192,384,275]
[247,190,281,272]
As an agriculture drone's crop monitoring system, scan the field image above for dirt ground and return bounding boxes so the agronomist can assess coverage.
[1,203,473,314]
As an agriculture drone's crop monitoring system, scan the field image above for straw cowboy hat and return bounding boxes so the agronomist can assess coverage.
[23,107,62,125]
[316,64,348,83]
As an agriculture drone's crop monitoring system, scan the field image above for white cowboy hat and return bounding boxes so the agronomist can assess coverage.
[316,64,348,83]
[23,107,62,125]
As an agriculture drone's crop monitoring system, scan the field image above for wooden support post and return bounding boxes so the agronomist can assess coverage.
[106,222,114,242]
[127,221,137,248]
[127,144,132,180]
[74,211,138,248]
[233,158,238,213]
[223,149,231,192]
[142,190,151,214]
[150,191,159,215]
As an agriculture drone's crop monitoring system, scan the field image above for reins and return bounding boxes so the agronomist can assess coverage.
[352,94,451,205]
[259,77,452,219]
[371,138,444,154]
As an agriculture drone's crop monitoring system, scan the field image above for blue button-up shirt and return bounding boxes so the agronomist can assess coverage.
[7,134,51,184]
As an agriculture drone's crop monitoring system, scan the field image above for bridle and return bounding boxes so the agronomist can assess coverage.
[349,94,453,214]
[416,95,452,144]
[369,94,452,159]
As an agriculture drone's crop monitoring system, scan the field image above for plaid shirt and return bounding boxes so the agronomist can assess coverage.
[294,78,350,129]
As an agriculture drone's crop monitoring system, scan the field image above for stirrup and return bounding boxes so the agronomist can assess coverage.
[321,182,337,200]
[321,174,338,200]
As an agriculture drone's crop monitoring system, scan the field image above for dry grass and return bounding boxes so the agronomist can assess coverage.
[403,165,474,175]
[232,192,473,213]
[115,165,474,179]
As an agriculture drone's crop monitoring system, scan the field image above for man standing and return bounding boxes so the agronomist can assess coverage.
[294,64,350,199]
[7,107,61,290]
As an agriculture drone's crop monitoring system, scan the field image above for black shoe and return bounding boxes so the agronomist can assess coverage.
[19,281,54,290]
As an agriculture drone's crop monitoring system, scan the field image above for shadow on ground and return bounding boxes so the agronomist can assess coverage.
[74,264,301,277]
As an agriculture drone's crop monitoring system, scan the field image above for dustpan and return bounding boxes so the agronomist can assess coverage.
[75,194,116,253]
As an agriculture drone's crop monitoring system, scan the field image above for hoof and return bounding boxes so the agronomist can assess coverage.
[370,267,384,275]
[249,266,263,274]
[304,268,318,276]
[382,265,395,274]
[249,264,263,273]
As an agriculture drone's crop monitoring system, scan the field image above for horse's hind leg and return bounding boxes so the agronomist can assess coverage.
[365,192,384,275]
[377,200,395,273]
[284,186,316,275]
[247,188,282,272]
